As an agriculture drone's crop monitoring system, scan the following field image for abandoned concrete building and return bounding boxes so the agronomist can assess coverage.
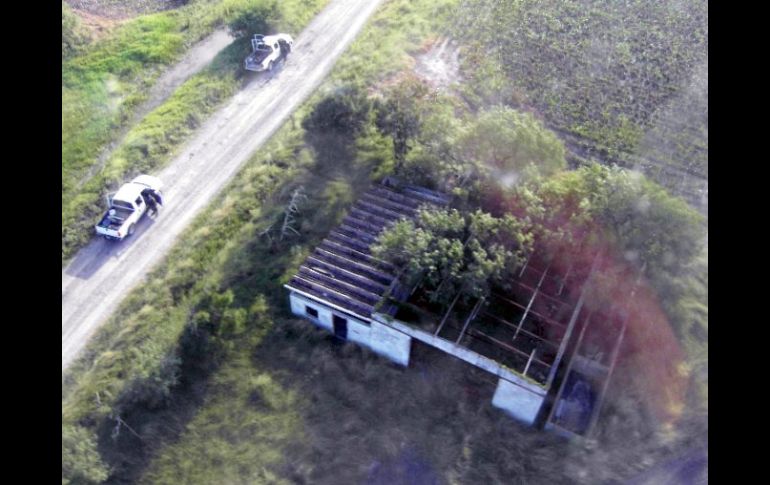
[285,179,629,439]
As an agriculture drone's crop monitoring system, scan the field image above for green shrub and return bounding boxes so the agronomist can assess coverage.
[224,0,281,38]
[62,2,90,59]
[62,424,109,485]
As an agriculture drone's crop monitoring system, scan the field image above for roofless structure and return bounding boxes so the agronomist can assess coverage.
[285,179,630,438]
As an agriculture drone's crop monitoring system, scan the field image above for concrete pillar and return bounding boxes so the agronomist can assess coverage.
[491,378,546,425]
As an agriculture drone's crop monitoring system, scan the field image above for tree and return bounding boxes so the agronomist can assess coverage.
[62,424,109,484]
[515,164,704,275]
[303,87,371,137]
[455,106,566,183]
[302,86,372,168]
[374,77,432,169]
[372,207,532,304]
[226,0,281,39]
[395,105,566,203]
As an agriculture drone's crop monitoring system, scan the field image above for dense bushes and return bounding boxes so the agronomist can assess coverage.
[62,424,109,484]
[302,86,373,168]
[225,0,281,38]
[507,164,704,277]
[455,106,566,178]
[62,2,90,59]
[373,207,532,304]
[373,76,432,167]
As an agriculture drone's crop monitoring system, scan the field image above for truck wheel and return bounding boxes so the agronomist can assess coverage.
[128,224,136,236]
[267,61,274,71]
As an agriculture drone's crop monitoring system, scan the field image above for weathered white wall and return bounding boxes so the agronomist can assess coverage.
[346,318,372,346]
[288,292,412,366]
[492,378,546,425]
[289,295,548,426]
[290,292,333,331]
[371,314,547,395]
[368,319,412,366]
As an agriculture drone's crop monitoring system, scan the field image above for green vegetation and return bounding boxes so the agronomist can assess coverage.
[63,0,707,482]
[62,424,109,484]
[140,339,302,484]
[509,164,704,274]
[454,106,566,177]
[225,0,281,38]
[373,76,432,167]
[373,207,531,303]
[62,2,90,59]
[62,0,328,262]
[391,98,567,205]
[454,0,708,201]
[63,2,213,196]
[62,46,243,262]
[63,1,457,481]
[327,0,458,85]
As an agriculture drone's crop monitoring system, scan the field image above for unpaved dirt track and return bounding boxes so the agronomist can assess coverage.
[137,29,235,122]
[77,28,234,190]
[62,0,385,371]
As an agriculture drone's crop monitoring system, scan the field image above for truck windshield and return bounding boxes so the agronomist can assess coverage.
[112,200,134,211]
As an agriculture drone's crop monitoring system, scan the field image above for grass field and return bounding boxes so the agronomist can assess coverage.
[63,0,707,483]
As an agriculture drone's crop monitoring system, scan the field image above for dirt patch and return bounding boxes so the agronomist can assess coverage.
[368,37,461,98]
[413,37,461,92]
[140,29,234,117]
[70,8,127,41]
[66,0,187,19]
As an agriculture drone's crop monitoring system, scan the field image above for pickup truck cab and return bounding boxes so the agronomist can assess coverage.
[95,175,163,241]
[244,34,294,72]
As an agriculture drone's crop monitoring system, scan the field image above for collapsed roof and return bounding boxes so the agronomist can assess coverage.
[285,180,451,322]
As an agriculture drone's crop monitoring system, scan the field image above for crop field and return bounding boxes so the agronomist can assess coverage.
[454,0,708,211]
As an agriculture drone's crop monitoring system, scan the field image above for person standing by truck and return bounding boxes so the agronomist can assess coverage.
[96,174,164,241]
[142,188,159,216]
[150,189,163,207]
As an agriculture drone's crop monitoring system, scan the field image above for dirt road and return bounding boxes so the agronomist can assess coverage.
[76,28,234,190]
[62,0,385,371]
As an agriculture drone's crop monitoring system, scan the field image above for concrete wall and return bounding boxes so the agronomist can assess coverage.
[288,292,412,366]
[491,378,546,425]
[368,319,412,366]
[289,295,548,426]
[346,317,373,347]
[290,292,333,331]
[372,313,548,426]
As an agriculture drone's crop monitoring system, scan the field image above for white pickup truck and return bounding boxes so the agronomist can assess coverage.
[95,175,164,241]
[244,34,294,72]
